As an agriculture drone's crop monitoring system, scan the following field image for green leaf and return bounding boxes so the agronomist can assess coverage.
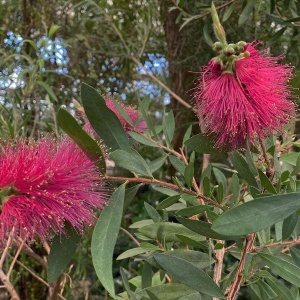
[282,212,298,240]
[245,143,258,176]
[280,152,300,166]
[177,216,239,240]
[212,192,300,236]
[120,267,137,300]
[164,249,214,269]
[145,202,162,222]
[184,134,218,154]
[265,276,294,300]
[183,125,193,144]
[163,110,175,147]
[258,253,300,287]
[184,161,194,189]
[37,80,58,102]
[230,152,258,188]
[169,155,185,175]
[91,184,125,297]
[213,167,227,192]
[203,21,213,47]
[290,247,300,268]
[258,169,277,194]
[239,0,256,25]
[154,253,223,298]
[148,154,168,173]
[117,247,148,260]
[176,235,208,249]
[129,132,159,147]
[47,225,81,283]
[57,108,106,172]
[256,279,277,299]
[144,283,198,300]
[175,205,212,217]
[48,25,60,38]
[124,184,142,212]
[222,2,235,22]
[202,176,211,197]
[157,195,181,210]
[138,222,206,242]
[81,83,131,152]
[110,149,153,178]
[232,173,240,204]
[141,261,152,289]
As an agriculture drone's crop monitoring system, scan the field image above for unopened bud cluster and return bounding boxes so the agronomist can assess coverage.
[211,41,250,73]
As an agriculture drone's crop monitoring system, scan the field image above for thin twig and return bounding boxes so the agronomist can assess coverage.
[252,238,300,252]
[13,239,47,268]
[0,269,20,300]
[11,258,67,300]
[139,133,183,159]
[258,137,274,179]
[120,227,140,247]
[130,55,191,109]
[227,233,256,300]
[213,240,225,300]
[7,239,26,279]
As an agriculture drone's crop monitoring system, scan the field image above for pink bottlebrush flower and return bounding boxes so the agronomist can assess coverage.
[0,137,108,244]
[83,97,147,136]
[195,42,295,151]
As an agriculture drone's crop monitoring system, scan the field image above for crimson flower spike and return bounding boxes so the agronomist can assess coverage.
[194,3,295,151]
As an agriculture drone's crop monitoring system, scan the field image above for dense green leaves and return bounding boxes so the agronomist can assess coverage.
[212,192,300,236]
[258,253,300,287]
[154,253,223,298]
[91,184,125,297]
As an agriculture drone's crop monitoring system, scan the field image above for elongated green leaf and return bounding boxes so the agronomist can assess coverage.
[81,83,131,152]
[110,149,153,178]
[258,253,300,287]
[232,173,240,203]
[290,247,300,268]
[280,152,300,166]
[212,192,300,236]
[239,0,256,25]
[163,110,175,147]
[124,184,142,212]
[184,161,194,189]
[157,195,181,210]
[176,235,208,249]
[222,2,235,22]
[175,205,212,217]
[258,169,277,194]
[57,108,106,172]
[91,184,125,297]
[154,253,223,298]
[120,267,137,300]
[129,132,159,147]
[177,217,239,240]
[164,249,214,269]
[265,276,294,300]
[148,154,168,173]
[37,80,58,102]
[144,202,161,222]
[144,283,198,300]
[282,212,298,240]
[230,152,258,188]
[47,226,81,283]
[169,155,185,175]
[117,247,147,260]
[138,222,206,242]
[184,134,218,154]
[213,167,227,192]
[256,280,277,299]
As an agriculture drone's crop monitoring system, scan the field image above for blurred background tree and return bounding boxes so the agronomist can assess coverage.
[1,0,300,298]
